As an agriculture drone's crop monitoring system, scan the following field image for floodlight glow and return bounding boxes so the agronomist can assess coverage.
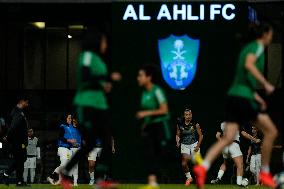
[31,22,45,29]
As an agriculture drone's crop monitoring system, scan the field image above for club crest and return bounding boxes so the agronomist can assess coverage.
[158,35,200,90]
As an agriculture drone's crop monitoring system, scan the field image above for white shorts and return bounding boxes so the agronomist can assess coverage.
[58,147,72,166]
[222,142,243,159]
[24,157,36,169]
[70,148,79,157]
[181,142,199,156]
[250,154,261,175]
[88,148,102,161]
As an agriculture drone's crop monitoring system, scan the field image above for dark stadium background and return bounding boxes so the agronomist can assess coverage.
[0,1,283,183]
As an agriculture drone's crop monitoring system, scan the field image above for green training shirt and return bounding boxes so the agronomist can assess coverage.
[140,84,170,125]
[74,51,108,110]
[228,41,265,101]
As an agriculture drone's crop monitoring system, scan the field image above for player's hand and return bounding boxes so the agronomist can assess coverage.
[136,111,149,119]
[259,100,267,111]
[67,139,76,144]
[252,138,261,143]
[264,82,275,95]
[246,158,250,164]
[111,72,122,82]
[103,82,112,93]
[176,143,180,148]
[194,146,200,152]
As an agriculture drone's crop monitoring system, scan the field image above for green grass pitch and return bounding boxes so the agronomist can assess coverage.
[0,184,271,189]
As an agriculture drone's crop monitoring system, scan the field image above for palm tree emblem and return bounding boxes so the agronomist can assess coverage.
[172,39,187,60]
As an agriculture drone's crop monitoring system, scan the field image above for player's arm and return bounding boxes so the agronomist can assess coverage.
[36,138,41,159]
[176,125,180,148]
[254,92,267,111]
[247,145,252,164]
[137,89,168,119]
[195,123,203,152]
[6,115,22,142]
[216,131,222,141]
[141,103,168,117]
[136,104,168,119]
[82,66,108,86]
[111,136,115,154]
[245,53,274,94]
[59,126,75,144]
[241,130,261,143]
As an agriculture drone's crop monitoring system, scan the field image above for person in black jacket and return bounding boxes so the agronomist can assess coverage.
[2,95,29,186]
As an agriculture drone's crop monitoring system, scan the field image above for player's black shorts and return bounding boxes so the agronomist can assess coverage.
[224,96,260,125]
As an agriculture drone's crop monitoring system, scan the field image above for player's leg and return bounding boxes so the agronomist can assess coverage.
[71,148,79,187]
[181,151,192,186]
[30,157,36,183]
[23,168,28,183]
[5,161,16,177]
[59,151,71,178]
[30,168,35,184]
[88,148,101,185]
[181,155,191,177]
[15,148,27,185]
[211,160,227,184]
[255,154,261,185]
[50,148,71,185]
[72,163,78,186]
[88,159,96,185]
[232,155,244,185]
[3,147,18,185]
[255,113,278,187]
[256,113,278,170]
[4,161,16,185]
[23,159,29,183]
[250,155,257,183]
[193,122,239,189]
[69,164,74,181]
[203,123,239,164]
[218,161,227,180]
[47,148,65,186]
[230,142,244,186]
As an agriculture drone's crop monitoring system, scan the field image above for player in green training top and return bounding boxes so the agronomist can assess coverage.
[60,29,119,189]
[136,65,171,189]
[193,22,278,189]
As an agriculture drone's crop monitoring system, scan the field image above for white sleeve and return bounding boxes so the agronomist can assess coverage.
[37,147,41,159]
[255,44,264,58]
[154,88,167,105]
[220,122,225,132]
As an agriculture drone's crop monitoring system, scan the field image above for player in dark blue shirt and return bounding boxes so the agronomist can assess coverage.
[247,126,262,185]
